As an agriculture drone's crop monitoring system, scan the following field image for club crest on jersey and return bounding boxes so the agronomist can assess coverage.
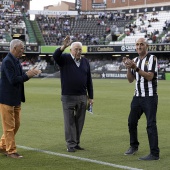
[145,61,148,65]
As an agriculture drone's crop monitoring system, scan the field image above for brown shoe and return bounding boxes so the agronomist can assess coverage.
[7,153,23,159]
[0,148,7,155]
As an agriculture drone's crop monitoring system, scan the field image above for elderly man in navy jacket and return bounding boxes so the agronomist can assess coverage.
[0,39,41,158]
[53,35,94,152]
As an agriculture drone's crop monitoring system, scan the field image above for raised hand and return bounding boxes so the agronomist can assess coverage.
[60,35,73,51]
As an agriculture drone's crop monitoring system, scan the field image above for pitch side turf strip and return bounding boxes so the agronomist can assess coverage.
[17,145,143,170]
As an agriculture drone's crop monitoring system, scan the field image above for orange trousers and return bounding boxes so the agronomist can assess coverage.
[0,104,21,154]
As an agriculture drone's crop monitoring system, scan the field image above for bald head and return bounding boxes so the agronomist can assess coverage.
[136,38,148,45]
[135,38,148,57]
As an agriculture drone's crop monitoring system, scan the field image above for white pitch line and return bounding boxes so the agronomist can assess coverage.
[17,145,143,170]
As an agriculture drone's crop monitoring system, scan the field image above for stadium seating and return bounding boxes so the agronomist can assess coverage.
[110,11,170,45]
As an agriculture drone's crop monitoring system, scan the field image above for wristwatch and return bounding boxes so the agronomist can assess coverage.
[135,67,140,72]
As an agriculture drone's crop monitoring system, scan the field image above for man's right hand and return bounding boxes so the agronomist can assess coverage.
[60,35,72,51]
[26,66,42,78]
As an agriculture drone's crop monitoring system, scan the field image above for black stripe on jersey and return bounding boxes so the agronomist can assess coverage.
[143,54,151,96]
[151,55,158,95]
[137,58,142,96]
[152,55,156,72]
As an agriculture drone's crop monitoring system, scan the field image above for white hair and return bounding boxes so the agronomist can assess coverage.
[70,42,82,49]
[10,39,24,51]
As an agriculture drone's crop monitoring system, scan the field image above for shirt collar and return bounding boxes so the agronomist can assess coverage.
[71,54,81,61]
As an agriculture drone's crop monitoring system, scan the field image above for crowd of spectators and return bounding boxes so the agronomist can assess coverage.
[162,33,170,43]
[0,6,25,43]
[1,3,170,47]
[36,11,132,45]
[119,11,170,44]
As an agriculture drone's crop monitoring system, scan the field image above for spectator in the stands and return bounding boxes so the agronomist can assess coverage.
[163,22,167,33]
[152,34,157,43]
[148,22,151,27]
[21,5,25,13]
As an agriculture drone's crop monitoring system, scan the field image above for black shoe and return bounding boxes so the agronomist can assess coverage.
[124,147,138,155]
[74,145,84,150]
[67,147,76,152]
[138,154,160,161]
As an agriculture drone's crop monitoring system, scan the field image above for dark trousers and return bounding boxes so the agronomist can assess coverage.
[128,95,160,157]
[61,95,87,148]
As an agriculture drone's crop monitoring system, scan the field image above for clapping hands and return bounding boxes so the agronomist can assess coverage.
[26,66,42,78]
[122,57,136,69]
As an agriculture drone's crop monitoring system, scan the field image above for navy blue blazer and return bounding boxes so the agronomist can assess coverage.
[0,53,29,106]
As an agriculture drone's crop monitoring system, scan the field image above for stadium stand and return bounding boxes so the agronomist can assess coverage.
[0,1,170,77]
[0,7,24,44]
[1,5,169,47]
[110,11,170,45]
[23,14,37,44]
[35,14,132,45]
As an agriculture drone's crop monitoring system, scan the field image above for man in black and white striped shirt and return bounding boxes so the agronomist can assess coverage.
[123,38,160,161]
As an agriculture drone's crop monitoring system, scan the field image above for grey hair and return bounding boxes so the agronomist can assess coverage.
[70,42,82,49]
[10,39,24,51]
